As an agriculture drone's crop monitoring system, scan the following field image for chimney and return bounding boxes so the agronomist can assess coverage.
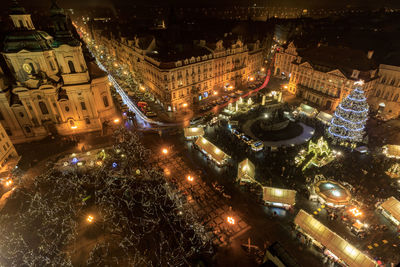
[367,50,374,59]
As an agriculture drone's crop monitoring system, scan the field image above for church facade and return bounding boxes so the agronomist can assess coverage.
[0,1,117,143]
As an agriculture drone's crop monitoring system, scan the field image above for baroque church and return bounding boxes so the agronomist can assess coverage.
[0,1,117,143]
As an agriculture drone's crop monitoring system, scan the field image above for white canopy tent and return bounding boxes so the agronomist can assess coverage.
[195,136,230,166]
[378,196,400,226]
[262,186,296,208]
[294,210,377,267]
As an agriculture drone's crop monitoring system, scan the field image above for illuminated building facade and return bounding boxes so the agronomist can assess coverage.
[93,29,264,112]
[275,44,378,112]
[0,2,117,143]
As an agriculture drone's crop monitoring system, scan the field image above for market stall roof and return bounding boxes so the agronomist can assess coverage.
[380,197,400,222]
[238,158,255,181]
[298,103,318,117]
[195,136,230,164]
[316,111,332,124]
[383,144,400,159]
[294,210,377,267]
[263,186,296,206]
[184,127,205,138]
[314,180,351,206]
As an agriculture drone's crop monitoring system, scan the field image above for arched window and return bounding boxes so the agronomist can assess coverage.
[376,90,381,97]
[39,101,49,115]
[102,95,109,107]
[382,77,386,84]
[37,95,41,100]
[19,112,24,118]
[68,60,76,73]
[385,92,390,100]
[24,126,31,133]
[391,79,395,86]
[394,94,399,102]
[65,106,70,112]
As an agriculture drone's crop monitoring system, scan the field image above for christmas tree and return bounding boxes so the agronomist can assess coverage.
[328,81,368,143]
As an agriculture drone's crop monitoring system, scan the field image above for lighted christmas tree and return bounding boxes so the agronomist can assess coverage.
[328,80,369,144]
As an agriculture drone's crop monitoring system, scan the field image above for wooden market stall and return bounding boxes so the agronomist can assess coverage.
[262,186,296,209]
[194,136,230,166]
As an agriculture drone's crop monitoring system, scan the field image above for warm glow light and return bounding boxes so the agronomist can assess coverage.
[113,118,120,124]
[71,125,77,129]
[283,85,288,89]
[354,80,364,86]
[202,138,207,144]
[275,189,283,196]
[87,215,94,223]
[140,86,145,91]
[261,68,265,72]
[187,175,194,182]
[114,63,118,67]
[349,207,362,217]
[5,179,13,187]
[227,216,235,224]
[213,91,218,95]
[162,148,168,155]
[183,103,188,107]
[215,148,220,154]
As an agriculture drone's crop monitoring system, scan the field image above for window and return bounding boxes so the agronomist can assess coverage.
[5,129,12,136]
[102,95,109,107]
[3,145,6,151]
[1,133,4,138]
[68,60,76,73]
[0,111,4,120]
[65,106,70,112]
[69,120,75,127]
[24,126,31,133]
[80,102,87,110]
[6,142,10,148]
[19,112,24,118]
[39,102,49,115]
[37,95,41,100]
[18,20,23,28]
[85,118,91,124]
[394,94,399,102]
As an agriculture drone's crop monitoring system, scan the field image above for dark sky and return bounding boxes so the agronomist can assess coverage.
[13,0,400,9]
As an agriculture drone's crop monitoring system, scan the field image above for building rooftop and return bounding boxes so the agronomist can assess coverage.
[3,29,53,53]
[298,46,376,72]
[87,61,107,79]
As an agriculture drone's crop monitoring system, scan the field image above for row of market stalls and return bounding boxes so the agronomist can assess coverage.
[296,103,333,125]
[294,210,377,267]
[194,136,230,166]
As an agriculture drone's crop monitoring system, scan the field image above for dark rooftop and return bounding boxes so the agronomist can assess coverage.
[87,61,107,79]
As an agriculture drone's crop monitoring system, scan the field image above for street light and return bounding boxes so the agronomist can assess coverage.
[5,179,13,187]
[86,215,94,223]
[182,103,188,107]
[227,216,235,225]
[187,175,194,182]
[113,118,120,124]
[162,148,168,155]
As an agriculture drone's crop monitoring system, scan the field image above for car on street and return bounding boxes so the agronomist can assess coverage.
[241,134,253,144]
[231,129,243,138]
[251,141,264,151]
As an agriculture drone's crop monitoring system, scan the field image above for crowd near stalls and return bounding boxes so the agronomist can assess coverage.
[378,197,400,227]
[262,186,296,209]
[294,210,377,267]
[194,137,230,166]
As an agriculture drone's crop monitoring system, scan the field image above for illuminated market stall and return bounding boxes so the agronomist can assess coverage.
[194,136,230,166]
[297,103,318,117]
[294,210,377,267]
[310,180,351,208]
[262,186,296,209]
[184,127,205,140]
[378,197,400,226]
[237,158,256,183]
[316,111,332,125]
[382,145,400,159]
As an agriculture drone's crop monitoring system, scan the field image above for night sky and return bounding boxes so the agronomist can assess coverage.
[13,0,400,9]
